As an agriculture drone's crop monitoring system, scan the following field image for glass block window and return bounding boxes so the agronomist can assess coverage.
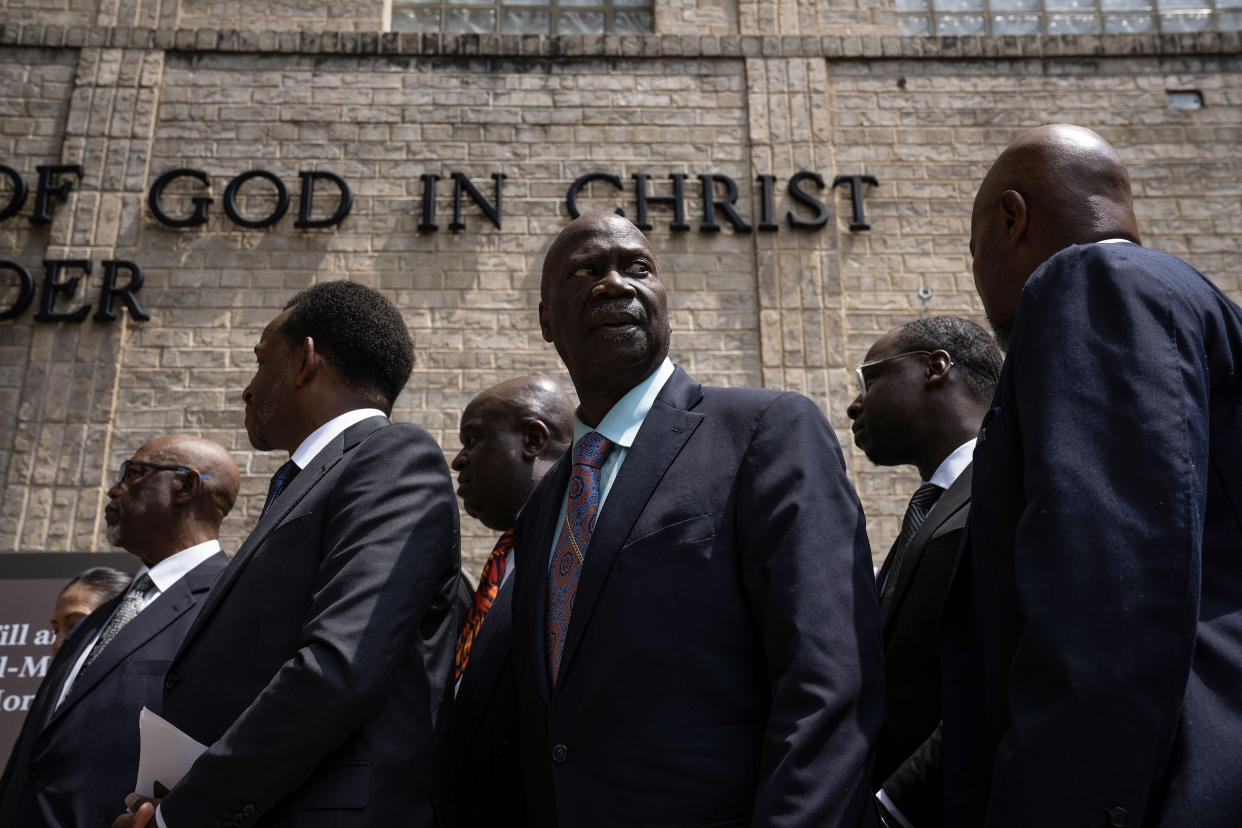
[392,0,653,34]
[899,0,1238,33]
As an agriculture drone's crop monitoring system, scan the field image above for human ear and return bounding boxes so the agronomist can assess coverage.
[522,419,552,460]
[925,349,953,386]
[999,189,1027,245]
[538,300,553,343]
[294,336,320,387]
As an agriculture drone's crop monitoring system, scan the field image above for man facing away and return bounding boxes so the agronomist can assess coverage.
[115,280,461,828]
[940,124,1242,828]
[449,375,573,828]
[847,316,1002,828]
[0,435,237,828]
[511,212,885,828]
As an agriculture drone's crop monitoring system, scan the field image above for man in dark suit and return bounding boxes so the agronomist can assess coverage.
[941,124,1242,828]
[511,212,884,828]
[0,435,238,828]
[448,375,572,828]
[114,281,461,828]
[846,316,1001,828]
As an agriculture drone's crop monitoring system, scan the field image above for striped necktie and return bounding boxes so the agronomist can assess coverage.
[263,459,300,515]
[879,482,943,607]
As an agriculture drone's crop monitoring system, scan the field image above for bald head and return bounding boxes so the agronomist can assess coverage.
[107,434,240,566]
[452,375,574,531]
[970,124,1142,343]
[538,213,671,426]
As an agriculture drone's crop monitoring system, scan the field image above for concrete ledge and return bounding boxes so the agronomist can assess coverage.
[0,23,1240,59]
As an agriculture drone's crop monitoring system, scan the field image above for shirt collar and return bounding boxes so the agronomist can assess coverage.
[927,438,976,491]
[138,539,222,595]
[291,408,387,469]
[1096,238,1136,245]
[572,358,675,449]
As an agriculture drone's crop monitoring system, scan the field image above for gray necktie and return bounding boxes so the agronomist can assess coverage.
[78,573,155,675]
[879,482,943,607]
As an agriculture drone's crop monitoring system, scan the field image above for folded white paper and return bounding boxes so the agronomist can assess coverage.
[135,706,208,798]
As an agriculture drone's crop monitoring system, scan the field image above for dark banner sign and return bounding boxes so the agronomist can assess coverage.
[0,553,136,762]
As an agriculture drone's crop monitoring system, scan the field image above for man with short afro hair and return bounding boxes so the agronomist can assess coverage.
[113,281,461,828]
[280,280,414,410]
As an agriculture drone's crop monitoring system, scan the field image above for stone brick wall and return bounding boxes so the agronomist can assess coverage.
[1,24,1239,567]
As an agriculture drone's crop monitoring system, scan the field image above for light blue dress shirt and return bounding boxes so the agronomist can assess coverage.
[547,357,676,566]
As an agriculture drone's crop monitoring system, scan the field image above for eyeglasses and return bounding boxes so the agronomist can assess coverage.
[854,350,950,397]
[117,459,210,486]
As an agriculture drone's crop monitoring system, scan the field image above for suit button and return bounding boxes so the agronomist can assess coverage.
[1107,807,1128,827]
[551,744,568,764]
[164,672,178,691]
[24,770,36,784]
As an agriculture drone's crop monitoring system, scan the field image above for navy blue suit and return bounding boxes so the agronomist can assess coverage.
[159,417,460,828]
[941,243,1242,828]
[448,574,525,828]
[512,367,884,828]
[0,552,227,828]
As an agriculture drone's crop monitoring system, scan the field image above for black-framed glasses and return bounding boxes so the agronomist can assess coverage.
[854,350,952,397]
[117,459,210,485]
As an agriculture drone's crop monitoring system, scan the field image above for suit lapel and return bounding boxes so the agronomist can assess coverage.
[176,416,388,656]
[555,369,704,689]
[454,577,515,752]
[881,464,973,629]
[27,602,113,735]
[49,553,228,726]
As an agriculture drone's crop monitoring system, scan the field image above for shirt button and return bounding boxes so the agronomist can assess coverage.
[1107,806,1128,827]
[551,744,569,764]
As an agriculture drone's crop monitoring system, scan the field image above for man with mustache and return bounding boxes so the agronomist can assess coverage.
[0,435,236,828]
[510,213,884,827]
[113,281,461,828]
[940,124,1242,828]
[448,375,572,828]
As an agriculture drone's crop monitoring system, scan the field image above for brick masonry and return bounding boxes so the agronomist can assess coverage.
[0,9,1240,569]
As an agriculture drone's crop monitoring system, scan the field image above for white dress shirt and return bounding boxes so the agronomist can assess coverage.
[291,408,387,469]
[55,539,222,709]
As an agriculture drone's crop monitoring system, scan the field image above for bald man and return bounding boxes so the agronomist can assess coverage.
[449,375,573,828]
[940,125,1242,828]
[0,436,239,828]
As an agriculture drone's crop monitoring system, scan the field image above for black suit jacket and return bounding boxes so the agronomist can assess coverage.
[448,572,525,828]
[512,367,884,828]
[941,243,1242,828]
[159,417,461,828]
[873,464,971,828]
[0,552,227,828]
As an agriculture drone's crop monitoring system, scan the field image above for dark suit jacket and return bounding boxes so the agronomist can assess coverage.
[940,243,1242,828]
[448,572,525,828]
[873,464,971,828]
[159,417,461,828]
[512,367,884,828]
[0,552,227,828]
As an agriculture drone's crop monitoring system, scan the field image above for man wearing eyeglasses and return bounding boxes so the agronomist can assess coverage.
[846,317,1001,828]
[941,125,1242,828]
[0,435,239,828]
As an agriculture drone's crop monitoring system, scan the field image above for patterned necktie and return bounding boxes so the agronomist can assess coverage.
[546,431,614,686]
[455,528,515,682]
[262,459,300,515]
[879,482,943,607]
[78,573,155,676]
